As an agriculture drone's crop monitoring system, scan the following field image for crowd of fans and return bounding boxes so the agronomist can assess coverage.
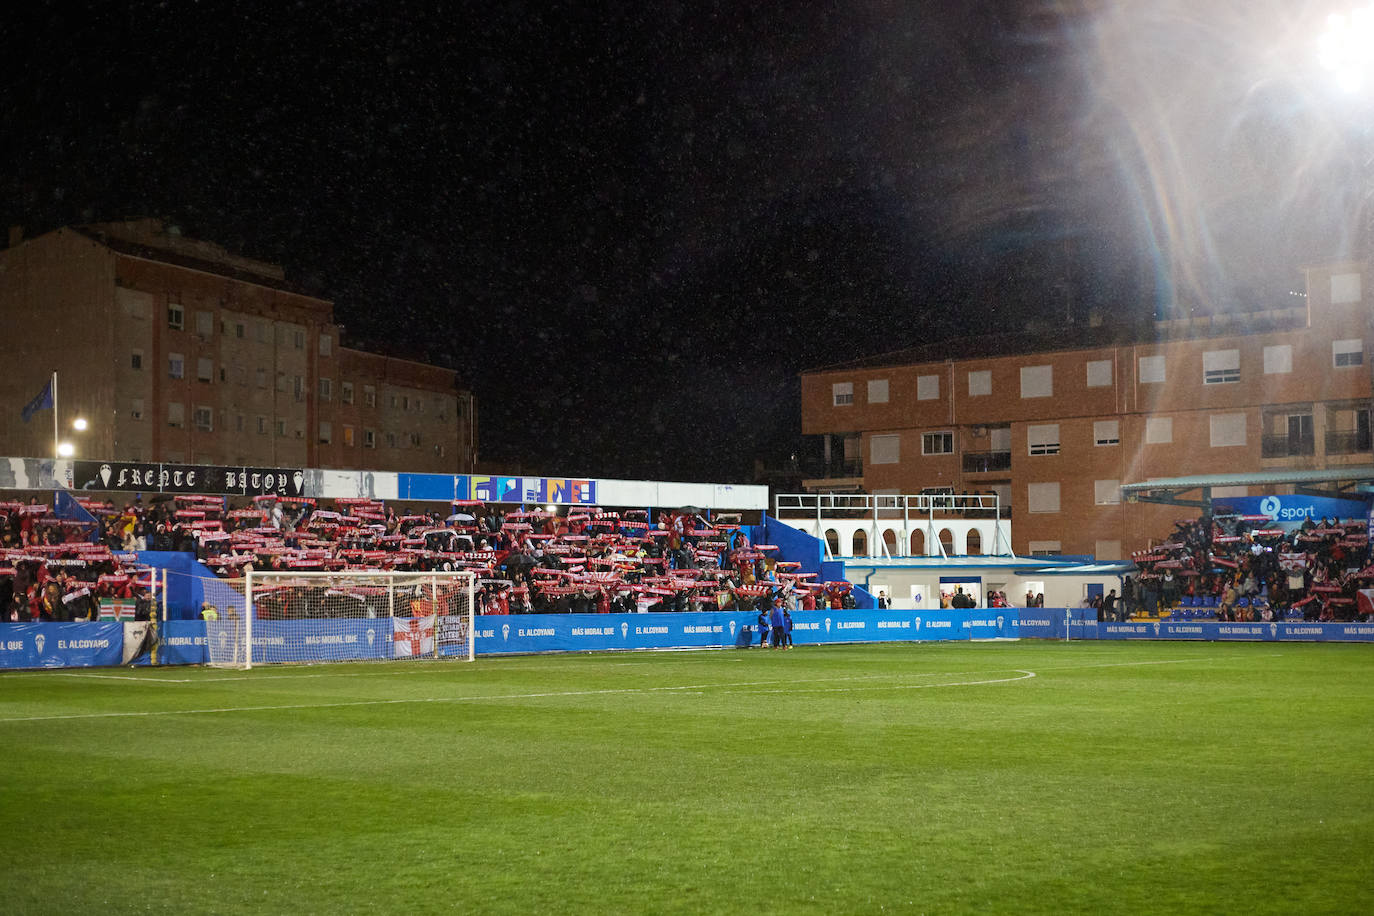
[1128,511,1374,622]
[0,498,154,622]
[0,493,859,622]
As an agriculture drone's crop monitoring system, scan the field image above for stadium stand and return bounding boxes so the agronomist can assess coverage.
[1,495,858,622]
[1128,510,1374,623]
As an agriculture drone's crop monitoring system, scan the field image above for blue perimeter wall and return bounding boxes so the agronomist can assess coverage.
[6,609,1374,669]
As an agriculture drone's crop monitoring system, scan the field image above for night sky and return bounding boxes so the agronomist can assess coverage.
[2,1,1366,483]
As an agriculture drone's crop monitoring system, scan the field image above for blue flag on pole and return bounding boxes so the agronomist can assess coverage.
[21,379,54,423]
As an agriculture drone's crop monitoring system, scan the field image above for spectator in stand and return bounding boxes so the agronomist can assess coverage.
[1102,589,1118,622]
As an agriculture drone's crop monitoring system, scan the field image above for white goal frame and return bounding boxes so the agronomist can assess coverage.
[206,569,476,669]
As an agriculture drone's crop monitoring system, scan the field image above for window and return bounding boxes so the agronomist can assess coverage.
[1086,359,1112,388]
[409,432,422,447]
[293,375,304,402]
[219,367,227,383]
[1333,339,1363,368]
[1028,540,1061,555]
[256,368,267,388]
[1027,424,1060,456]
[256,322,269,343]
[1332,272,1362,304]
[343,425,355,447]
[1094,479,1121,505]
[867,379,889,404]
[256,416,268,435]
[967,370,991,397]
[870,434,900,465]
[275,419,286,437]
[1263,345,1292,375]
[319,421,332,444]
[1145,416,1173,444]
[197,357,213,382]
[130,398,144,421]
[402,395,410,411]
[341,381,354,404]
[921,432,954,455]
[292,329,305,349]
[195,311,214,337]
[294,425,304,440]
[1138,355,1165,384]
[319,334,332,356]
[235,322,245,339]
[1203,349,1240,384]
[168,353,185,379]
[912,375,937,401]
[989,426,1011,452]
[167,402,184,428]
[1027,482,1061,514]
[167,303,184,330]
[832,382,854,406]
[1095,540,1122,561]
[364,428,376,448]
[1210,413,1247,448]
[131,350,143,370]
[234,413,244,433]
[1020,365,1052,399]
[1094,420,1120,446]
[385,431,397,448]
[193,406,213,432]
[234,365,247,386]
[363,385,376,408]
[319,378,332,402]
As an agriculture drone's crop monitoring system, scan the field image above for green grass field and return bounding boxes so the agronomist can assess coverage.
[2,641,1372,915]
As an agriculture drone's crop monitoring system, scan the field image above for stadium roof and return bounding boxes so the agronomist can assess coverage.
[1014,562,1135,577]
[1121,467,1374,493]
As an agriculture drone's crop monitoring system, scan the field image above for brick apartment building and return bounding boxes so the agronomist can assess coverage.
[800,261,1370,558]
[0,220,476,472]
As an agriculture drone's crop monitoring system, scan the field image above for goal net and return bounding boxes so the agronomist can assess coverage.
[204,570,476,669]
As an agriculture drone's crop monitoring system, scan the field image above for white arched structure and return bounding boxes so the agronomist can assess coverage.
[775,492,1012,559]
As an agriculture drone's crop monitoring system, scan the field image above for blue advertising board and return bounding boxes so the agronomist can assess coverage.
[1217,494,1368,524]
[159,619,209,665]
[0,622,123,669]
[470,609,1018,655]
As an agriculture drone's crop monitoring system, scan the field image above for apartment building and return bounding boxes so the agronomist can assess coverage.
[800,262,1370,558]
[0,220,476,472]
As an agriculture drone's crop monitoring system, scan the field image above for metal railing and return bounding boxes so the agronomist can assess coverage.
[1260,434,1315,459]
[961,450,1012,474]
[1326,430,1371,455]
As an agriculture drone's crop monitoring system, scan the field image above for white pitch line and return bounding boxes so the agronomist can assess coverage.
[752,670,1037,694]
[0,670,1037,723]
[47,673,195,684]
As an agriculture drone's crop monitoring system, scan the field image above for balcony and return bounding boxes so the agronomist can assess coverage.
[962,450,1011,474]
[1260,434,1314,459]
[1326,430,1371,456]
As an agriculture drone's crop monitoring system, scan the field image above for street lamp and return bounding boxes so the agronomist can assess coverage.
[58,417,88,458]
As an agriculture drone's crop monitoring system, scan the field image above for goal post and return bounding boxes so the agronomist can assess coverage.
[204,569,476,669]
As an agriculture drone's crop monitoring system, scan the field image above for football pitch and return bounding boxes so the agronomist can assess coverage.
[2,641,1372,915]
